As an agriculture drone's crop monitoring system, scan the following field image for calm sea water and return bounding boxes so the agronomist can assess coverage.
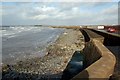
[1,26,64,65]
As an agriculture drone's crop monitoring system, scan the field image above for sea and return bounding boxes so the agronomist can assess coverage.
[1,25,64,65]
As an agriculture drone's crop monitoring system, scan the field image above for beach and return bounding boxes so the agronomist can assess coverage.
[2,28,85,79]
[2,26,64,65]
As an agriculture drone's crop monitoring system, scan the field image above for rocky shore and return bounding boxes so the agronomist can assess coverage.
[2,28,85,80]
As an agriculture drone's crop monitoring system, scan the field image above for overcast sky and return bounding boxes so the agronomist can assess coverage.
[1,1,119,25]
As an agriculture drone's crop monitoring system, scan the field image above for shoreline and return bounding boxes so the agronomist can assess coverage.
[2,28,85,79]
[2,27,64,65]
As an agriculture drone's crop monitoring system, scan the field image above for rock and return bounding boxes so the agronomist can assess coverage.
[64,60,67,63]
[63,32,67,35]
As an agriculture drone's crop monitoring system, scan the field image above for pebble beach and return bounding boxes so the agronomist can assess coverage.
[2,28,85,80]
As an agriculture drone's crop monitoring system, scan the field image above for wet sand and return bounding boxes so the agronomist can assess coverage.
[2,29,85,79]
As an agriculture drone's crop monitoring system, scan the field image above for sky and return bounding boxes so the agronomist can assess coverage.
[1,0,119,25]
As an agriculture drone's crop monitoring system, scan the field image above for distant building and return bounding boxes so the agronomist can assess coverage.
[97,26,104,30]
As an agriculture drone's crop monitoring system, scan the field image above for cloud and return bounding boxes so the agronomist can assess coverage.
[1,0,119,2]
[34,6,56,13]
[22,5,59,20]
[101,4,118,15]
[31,14,49,20]
[18,4,79,20]
[1,2,118,25]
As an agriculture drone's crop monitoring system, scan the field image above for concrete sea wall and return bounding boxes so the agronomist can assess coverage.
[72,29,116,80]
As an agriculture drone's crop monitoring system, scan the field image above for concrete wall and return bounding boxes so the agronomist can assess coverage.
[72,29,116,80]
[91,29,120,46]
